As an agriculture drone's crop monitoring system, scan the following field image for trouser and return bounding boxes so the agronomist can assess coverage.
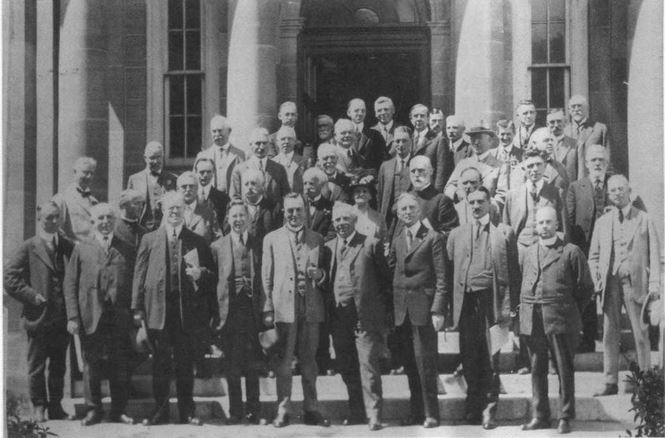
[271,317,320,416]
[459,290,500,419]
[526,305,576,420]
[395,315,439,421]
[330,302,383,422]
[580,296,599,350]
[81,309,131,415]
[27,325,69,407]
[603,274,651,384]
[315,314,333,372]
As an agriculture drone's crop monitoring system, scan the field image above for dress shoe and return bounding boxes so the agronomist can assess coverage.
[180,416,203,426]
[390,366,405,375]
[517,367,530,375]
[47,404,75,420]
[482,412,497,430]
[226,415,242,425]
[521,418,551,430]
[368,418,383,431]
[245,412,264,425]
[142,411,169,426]
[401,415,424,426]
[303,410,330,426]
[33,406,46,422]
[557,418,572,434]
[343,416,366,425]
[593,383,618,397]
[423,417,439,428]
[81,409,103,426]
[464,412,481,425]
[272,413,290,428]
[109,413,135,425]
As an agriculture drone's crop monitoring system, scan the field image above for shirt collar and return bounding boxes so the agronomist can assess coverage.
[281,151,295,162]
[415,183,431,192]
[308,194,322,204]
[354,122,364,132]
[620,204,632,218]
[94,232,113,246]
[452,137,464,150]
[286,224,304,235]
[218,142,230,152]
[476,149,491,161]
[406,221,422,237]
[553,134,565,143]
[340,231,356,244]
[231,230,249,245]
[539,235,558,247]
[165,223,184,239]
[576,118,588,127]
[246,195,263,207]
[199,184,210,198]
[381,120,393,131]
[528,179,545,193]
[475,214,490,226]
[39,230,57,243]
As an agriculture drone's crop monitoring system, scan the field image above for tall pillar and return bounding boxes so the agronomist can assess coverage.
[569,0,589,97]
[278,1,304,104]
[454,0,505,124]
[227,0,280,153]
[627,0,663,240]
[510,0,531,108]
[428,20,452,113]
[58,0,108,197]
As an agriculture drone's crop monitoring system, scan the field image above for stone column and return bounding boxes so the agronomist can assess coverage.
[454,0,505,124]
[428,20,452,113]
[58,0,108,195]
[227,0,280,153]
[510,0,531,108]
[569,0,589,97]
[279,0,304,104]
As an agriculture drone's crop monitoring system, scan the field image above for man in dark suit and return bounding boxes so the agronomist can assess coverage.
[513,100,540,150]
[406,156,459,236]
[321,202,391,430]
[371,96,399,156]
[429,108,446,139]
[530,128,570,194]
[195,114,246,194]
[389,193,446,428]
[195,157,230,231]
[261,193,329,428]
[267,101,307,159]
[64,203,136,426]
[211,200,265,425]
[178,171,221,244]
[519,206,593,434]
[52,156,99,241]
[564,95,611,179]
[132,192,217,426]
[410,104,453,191]
[548,109,578,183]
[127,142,178,231]
[303,167,335,241]
[4,201,76,422]
[347,98,386,172]
[445,187,520,429]
[114,189,148,249]
[317,143,351,203]
[377,126,413,237]
[447,115,472,165]
[230,127,290,204]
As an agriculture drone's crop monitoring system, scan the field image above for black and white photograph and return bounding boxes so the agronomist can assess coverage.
[3,1,664,437]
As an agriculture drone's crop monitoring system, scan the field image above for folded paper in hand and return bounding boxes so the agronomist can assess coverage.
[184,249,200,291]
[489,323,510,355]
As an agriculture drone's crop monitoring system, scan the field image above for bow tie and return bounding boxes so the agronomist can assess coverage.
[150,171,161,178]
[77,187,92,197]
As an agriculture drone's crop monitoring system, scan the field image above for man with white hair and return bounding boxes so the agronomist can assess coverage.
[317,143,351,203]
[114,189,148,249]
[547,109,578,183]
[195,115,246,194]
[52,156,99,241]
[272,126,306,193]
[321,202,391,430]
[588,175,660,397]
[232,168,282,243]
[371,96,399,149]
[447,115,471,165]
[563,95,610,178]
[177,171,221,244]
[230,127,290,204]
[302,167,335,240]
[347,98,386,172]
[335,118,364,174]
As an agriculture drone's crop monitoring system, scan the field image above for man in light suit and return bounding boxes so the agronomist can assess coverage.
[64,203,136,426]
[563,95,611,178]
[519,207,593,434]
[547,109,578,183]
[377,126,413,236]
[52,156,99,241]
[445,187,520,429]
[371,96,399,155]
[127,141,178,231]
[194,157,230,231]
[230,127,290,204]
[388,193,446,428]
[513,100,540,150]
[321,202,391,431]
[195,115,245,194]
[411,104,453,191]
[588,175,661,397]
[317,143,351,203]
[272,126,306,193]
[490,120,523,165]
[261,193,330,428]
[454,168,501,226]
[178,171,221,244]
[4,201,76,422]
[210,200,265,425]
[132,192,217,426]
[347,98,387,172]
[447,115,472,165]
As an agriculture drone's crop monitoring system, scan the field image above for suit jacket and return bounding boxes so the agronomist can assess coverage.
[127,169,178,230]
[261,226,325,323]
[563,119,610,178]
[305,196,335,241]
[377,156,411,225]
[513,123,540,149]
[202,186,230,231]
[407,186,459,235]
[210,233,263,331]
[64,236,135,335]
[230,158,290,205]
[51,184,99,241]
[131,226,217,333]
[222,196,282,243]
[371,122,399,155]
[519,238,593,336]
[322,233,391,333]
[554,136,578,183]
[504,161,569,195]
[444,153,504,200]
[113,217,148,249]
[588,207,661,306]
[355,208,387,242]
[445,222,520,328]
[195,144,246,192]
[272,153,306,194]
[452,139,473,165]
[323,171,351,203]
[357,126,387,172]
[502,182,568,241]
[489,144,524,164]
[413,129,453,192]
[184,200,221,244]
[389,223,446,326]
[4,233,75,332]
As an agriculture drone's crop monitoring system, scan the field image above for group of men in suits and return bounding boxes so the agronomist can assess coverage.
[4,92,660,434]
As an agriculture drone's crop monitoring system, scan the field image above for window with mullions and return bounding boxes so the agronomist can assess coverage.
[166,0,203,160]
[530,0,569,125]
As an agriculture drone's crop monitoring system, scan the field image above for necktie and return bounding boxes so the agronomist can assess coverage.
[77,187,91,197]
[172,228,177,242]
[48,236,56,252]
[103,236,109,254]
[530,186,539,203]
[258,159,264,172]
[239,233,245,247]
[406,230,413,251]
[340,238,348,257]
[475,221,482,240]
[618,209,625,224]
[400,159,405,171]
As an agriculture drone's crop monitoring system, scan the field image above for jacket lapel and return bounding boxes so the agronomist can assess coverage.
[32,237,56,272]
[406,224,427,258]
[622,207,642,245]
[541,240,563,270]
[344,233,364,265]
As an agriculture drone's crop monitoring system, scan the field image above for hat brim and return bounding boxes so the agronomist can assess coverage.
[467,129,495,136]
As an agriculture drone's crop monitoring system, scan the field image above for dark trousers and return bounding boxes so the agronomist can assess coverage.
[150,300,195,420]
[330,303,383,421]
[316,317,332,372]
[81,309,131,415]
[459,290,500,419]
[395,315,439,422]
[580,297,598,351]
[526,305,576,421]
[27,325,69,407]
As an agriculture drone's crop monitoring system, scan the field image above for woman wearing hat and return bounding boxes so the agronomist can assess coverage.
[348,176,387,242]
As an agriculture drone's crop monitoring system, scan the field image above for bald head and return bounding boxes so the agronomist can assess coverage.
[278,101,298,127]
[276,126,297,155]
[529,127,554,156]
[535,206,558,240]
[607,174,631,209]
[248,127,270,158]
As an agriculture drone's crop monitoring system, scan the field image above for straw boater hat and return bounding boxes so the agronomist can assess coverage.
[466,121,495,137]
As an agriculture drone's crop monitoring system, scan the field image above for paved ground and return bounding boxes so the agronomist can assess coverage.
[42,419,629,438]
